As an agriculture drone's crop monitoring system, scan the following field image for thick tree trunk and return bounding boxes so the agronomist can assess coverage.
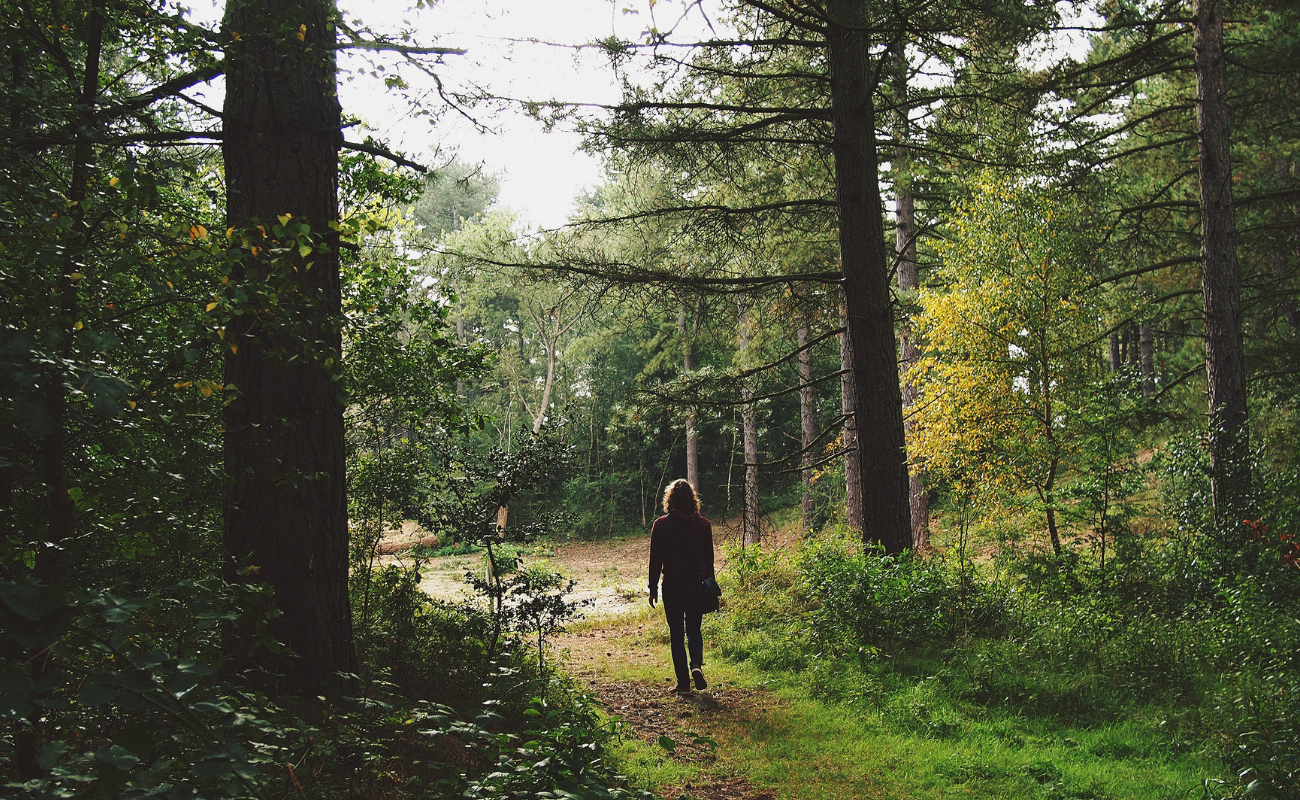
[892,54,929,551]
[1108,333,1121,372]
[838,301,863,533]
[679,303,699,489]
[222,0,355,684]
[737,294,761,545]
[797,319,817,531]
[826,0,911,552]
[1193,0,1250,522]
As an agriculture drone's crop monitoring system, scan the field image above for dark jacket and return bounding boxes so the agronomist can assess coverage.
[648,511,715,591]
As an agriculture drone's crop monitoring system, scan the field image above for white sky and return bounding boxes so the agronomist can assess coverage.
[187,0,685,229]
[338,0,680,229]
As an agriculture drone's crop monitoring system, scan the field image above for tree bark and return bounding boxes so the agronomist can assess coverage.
[533,344,556,434]
[36,2,105,584]
[679,303,700,489]
[524,290,578,435]
[826,0,912,552]
[737,293,761,545]
[797,318,817,531]
[1139,321,1155,397]
[20,9,106,781]
[222,0,355,684]
[1193,0,1250,522]
[839,301,863,534]
[892,51,929,551]
[1108,332,1121,373]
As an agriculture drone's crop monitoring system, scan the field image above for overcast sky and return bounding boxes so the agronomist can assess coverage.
[186,0,681,228]
[336,0,674,229]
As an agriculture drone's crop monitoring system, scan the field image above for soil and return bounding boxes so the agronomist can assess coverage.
[556,621,780,800]
[373,519,792,799]
[375,514,794,617]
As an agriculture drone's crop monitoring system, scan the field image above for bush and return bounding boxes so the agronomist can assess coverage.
[705,541,806,668]
[2,568,649,799]
[798,529,1006,655]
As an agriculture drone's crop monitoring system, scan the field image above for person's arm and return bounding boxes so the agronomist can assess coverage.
[648,517,663,606]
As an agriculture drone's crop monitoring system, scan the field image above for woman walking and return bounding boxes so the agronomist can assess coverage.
[648,479,716,693]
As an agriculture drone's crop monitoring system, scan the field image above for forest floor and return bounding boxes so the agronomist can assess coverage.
[381,518,1217,800]
[380,519,814,798]
[556,610,785,800]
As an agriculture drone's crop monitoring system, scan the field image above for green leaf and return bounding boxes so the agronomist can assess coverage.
[38,740,68,770]
[0,580,49,621]
[656,735,675,752]
[98,744,140,771]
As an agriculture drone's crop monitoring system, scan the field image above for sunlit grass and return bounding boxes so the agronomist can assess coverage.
[578,549,1222,800]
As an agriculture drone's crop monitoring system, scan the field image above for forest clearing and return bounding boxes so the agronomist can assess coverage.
[3,0,1299,798]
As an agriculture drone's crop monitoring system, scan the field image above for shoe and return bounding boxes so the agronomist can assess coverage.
[691,667,707,691]
[671,684,692,694]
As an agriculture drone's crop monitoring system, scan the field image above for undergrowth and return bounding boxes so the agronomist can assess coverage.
[703,522,1300,800]
[1,560,648,799]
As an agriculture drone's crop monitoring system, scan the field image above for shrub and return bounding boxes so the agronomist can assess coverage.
[798,530,1006,655]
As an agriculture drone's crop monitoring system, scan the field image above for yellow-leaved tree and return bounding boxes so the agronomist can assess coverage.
[910,175,1105,555]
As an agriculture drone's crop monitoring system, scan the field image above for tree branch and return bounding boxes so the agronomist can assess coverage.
[340,140,428,172]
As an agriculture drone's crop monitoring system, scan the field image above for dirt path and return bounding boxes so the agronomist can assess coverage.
[557,621,780,800]
[378,521,801,798]
[380,516,791,618]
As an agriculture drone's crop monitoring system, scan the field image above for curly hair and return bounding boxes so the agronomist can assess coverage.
[662,478,700,514]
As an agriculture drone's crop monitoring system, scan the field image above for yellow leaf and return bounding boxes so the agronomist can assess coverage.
[69,272,83,281]
[189,224,207,240]
[296,24,306,41]
[127,400,136,410]
[230,345,238,354]
[205,302,218,312]
[231,31,240,41]
[200,385,213,397]
[109,176,120,187]
[73,321,83,330]
[299,243,312,258]
[226,226,234,239]
[278,213,292,226]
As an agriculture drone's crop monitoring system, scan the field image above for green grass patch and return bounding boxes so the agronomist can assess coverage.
[583,529,1240,800]
[592,614,1217,800]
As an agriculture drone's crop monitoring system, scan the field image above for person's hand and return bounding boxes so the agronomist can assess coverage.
[648,591,657,608]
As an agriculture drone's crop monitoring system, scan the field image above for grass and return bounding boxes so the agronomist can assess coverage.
[570,562,1222,800]
[713,686,1211,800]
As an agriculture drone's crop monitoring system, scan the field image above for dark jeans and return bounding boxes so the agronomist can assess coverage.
[661,580,704,688]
